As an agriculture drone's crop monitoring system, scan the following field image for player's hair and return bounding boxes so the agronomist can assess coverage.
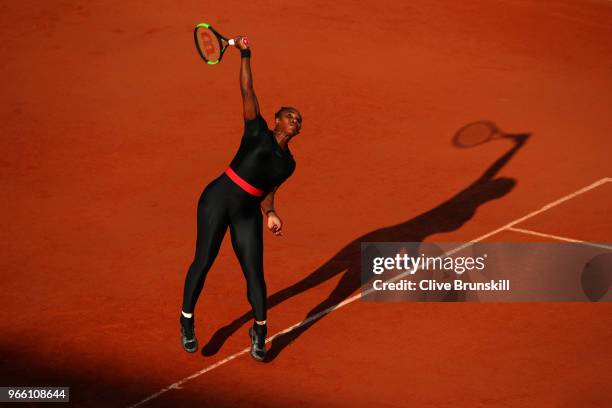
[275,106,300,119]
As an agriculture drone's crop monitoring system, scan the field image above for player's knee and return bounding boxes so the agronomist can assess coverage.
[189,255,215,275]
[247,281,266,306]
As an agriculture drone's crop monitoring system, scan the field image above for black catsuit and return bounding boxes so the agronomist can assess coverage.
[182,113,296,321]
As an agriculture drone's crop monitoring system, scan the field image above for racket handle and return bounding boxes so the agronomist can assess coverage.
[228,39,235,46]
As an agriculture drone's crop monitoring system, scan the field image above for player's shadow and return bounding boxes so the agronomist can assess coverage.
[202,126,531,361]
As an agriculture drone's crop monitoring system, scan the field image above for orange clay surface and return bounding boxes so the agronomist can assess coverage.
[1,1,611,407]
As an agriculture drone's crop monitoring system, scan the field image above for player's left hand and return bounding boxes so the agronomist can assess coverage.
[267,212,283,236]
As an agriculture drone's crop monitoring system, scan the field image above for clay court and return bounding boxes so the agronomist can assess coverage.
[1,0,611,406]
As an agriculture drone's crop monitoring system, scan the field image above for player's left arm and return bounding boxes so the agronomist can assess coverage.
[261,187,283,236]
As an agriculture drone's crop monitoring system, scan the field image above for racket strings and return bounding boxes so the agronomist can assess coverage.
[196,27,222,62]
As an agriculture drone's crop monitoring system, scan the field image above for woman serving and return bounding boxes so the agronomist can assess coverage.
[180,36,302,362]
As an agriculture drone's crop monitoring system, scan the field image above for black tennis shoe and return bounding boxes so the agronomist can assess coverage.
[180,316,198,353]
[248,324,267,362]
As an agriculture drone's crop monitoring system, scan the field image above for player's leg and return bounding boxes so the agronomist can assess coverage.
[229,206,267,361]
[180,178,229,353]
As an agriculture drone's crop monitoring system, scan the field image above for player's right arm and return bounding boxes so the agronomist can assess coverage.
[235,36,260,121]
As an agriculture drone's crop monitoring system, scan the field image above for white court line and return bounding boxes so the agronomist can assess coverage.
[127,349,251,407]
[127,177,610,408]
[507,227,612,250]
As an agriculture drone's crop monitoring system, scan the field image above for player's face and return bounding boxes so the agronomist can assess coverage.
[276,109,302,137]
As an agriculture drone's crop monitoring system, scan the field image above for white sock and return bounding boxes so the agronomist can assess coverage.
[181,311,193,318]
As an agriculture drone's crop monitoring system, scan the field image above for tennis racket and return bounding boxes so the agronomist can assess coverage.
[194,23,244,65]
[452,121,507,148]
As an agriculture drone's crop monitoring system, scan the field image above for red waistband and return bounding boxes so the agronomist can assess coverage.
[224,167,264,197]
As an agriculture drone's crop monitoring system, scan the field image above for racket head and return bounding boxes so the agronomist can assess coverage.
[452,121,500,148]
[194,23,229,65]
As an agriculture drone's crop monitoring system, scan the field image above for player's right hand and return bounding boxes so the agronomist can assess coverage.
[233,36,250,50]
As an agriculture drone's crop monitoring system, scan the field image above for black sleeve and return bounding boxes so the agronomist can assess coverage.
[243,113,268,138]
[287,161,296,179]
[282,161,296,185]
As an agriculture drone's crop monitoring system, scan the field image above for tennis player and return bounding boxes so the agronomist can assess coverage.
[180,36,302,362]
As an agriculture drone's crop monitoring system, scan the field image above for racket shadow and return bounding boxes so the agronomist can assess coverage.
[453,120,527,148]
[202,124,531,361]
